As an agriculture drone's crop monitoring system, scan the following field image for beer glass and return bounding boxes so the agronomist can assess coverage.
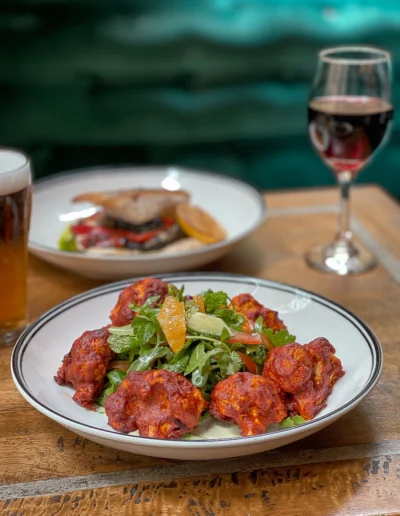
[0,148,32,346]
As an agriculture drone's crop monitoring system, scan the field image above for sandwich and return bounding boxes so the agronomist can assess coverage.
[59,188,226,254]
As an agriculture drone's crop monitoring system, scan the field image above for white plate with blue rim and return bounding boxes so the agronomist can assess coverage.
[11,273,382,461]
[28,166,266,280]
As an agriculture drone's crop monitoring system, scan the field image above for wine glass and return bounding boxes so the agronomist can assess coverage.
[307,46,393,275]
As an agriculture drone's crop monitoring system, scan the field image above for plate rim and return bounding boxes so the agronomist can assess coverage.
[11,272,383,449]
[28,165,267,261]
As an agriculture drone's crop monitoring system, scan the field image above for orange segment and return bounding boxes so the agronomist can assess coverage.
[175,204,226,244]
[193,294,205,313]
[157,295,186,352]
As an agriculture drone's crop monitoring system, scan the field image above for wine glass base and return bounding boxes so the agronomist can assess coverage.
[305,240,376,275]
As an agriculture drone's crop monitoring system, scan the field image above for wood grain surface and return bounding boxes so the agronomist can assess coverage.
[2,185,400,515]
[2,453,400,515]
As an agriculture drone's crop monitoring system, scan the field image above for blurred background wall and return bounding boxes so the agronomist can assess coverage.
[0,0,399,194]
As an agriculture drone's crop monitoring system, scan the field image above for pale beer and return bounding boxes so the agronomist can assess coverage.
[0,149,31,345]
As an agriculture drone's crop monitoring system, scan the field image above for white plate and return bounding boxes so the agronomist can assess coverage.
[11,273,382,461]
[29,167,266,280]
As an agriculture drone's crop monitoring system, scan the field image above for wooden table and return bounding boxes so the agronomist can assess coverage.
[1,184,400,515]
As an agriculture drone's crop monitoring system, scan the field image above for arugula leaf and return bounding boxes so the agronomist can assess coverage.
[97,384,115,407]
[185,344,224,375]
[227,342,244,352]
[128,344,170,372]
[200,356,211,377]
[253,315,263,334]
[199,411,210,422]
[185,343,206,374]
[181,339,232,393]
[205,347,227,366]
[115,350,130,361]
[170,338,194,360]
[244,344,268,367]
[191,367,208,388]
[108,325,133,336]
[129,295,161,317]
[127,301,166,345]
[159,339,194,373]
[162,349,176,363]
[218,341,267,370]
[203,370,222,397]
[96,369,127,406]
[279,416,306,428]
[211,340,231,354]
[108,316,156,353]
[168,283,179,297]
[213,308,245,331]
[131,316,156,346]
[108,333,138,354]
[107,369,127,384]
[203,290,229,313]
[168,284,185,301]
[184,299,199,320]
[108,325,140,354]
[220,327,231,343]
[262,328,296,347]
[161,354,190,373]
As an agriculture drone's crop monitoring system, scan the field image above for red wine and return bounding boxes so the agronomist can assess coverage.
[308,96,393,175]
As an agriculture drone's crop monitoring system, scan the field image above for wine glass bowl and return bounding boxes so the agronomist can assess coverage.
[307,46,393,275]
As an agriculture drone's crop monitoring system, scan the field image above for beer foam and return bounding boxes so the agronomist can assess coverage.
[0,149,31,196]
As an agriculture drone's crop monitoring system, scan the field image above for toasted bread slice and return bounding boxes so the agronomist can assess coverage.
[72,189,190,225]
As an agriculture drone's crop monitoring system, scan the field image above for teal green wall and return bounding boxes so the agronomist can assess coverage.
[0,1,399,194]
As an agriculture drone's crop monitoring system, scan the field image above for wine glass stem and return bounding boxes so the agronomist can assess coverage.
[337,171,353,244]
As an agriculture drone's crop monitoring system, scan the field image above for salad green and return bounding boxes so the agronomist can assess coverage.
[58,226,78,252]
[98,287,297,406]
[279,416,307,428]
